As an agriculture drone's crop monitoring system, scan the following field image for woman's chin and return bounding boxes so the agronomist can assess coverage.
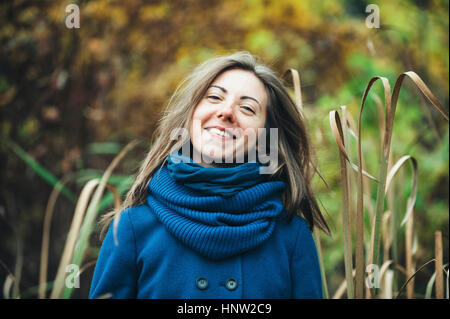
[200,153,235,164]
[192,144,253,165]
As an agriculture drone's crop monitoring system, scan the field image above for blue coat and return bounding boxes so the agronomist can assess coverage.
[89,204,323,299]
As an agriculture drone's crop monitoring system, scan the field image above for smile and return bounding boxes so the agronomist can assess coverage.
[205,127,237,139]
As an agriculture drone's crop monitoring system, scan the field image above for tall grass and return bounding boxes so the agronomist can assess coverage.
[3,138,139,298]
[51,140,138,299]
[329,71,448,298]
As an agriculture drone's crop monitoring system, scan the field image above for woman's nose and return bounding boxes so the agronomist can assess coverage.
[216,101,235,122]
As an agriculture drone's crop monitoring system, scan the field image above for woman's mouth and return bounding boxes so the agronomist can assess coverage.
[205,127,237,140]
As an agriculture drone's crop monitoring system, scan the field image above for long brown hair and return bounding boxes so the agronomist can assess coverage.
[100,51,330,239]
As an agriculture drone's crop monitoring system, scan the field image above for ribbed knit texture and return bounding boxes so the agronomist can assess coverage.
[147,165,287,260]
[166,152,268,198]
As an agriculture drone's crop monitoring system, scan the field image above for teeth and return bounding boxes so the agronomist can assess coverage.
[208,128,230,138]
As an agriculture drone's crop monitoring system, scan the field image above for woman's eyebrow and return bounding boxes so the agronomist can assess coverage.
[210,85,261,109]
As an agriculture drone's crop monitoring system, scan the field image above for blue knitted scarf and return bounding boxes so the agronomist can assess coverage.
[166,152,268,198]
[146,160,287,260]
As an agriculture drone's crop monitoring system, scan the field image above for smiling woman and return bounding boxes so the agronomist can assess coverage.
[89,51,330,299]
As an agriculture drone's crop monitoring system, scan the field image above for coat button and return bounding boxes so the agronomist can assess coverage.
[225,278,238,291]
[196,277,208,290]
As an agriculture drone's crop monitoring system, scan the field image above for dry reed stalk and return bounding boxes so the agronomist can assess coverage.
[350,100,383,299]
[445,267,449,299]
[49,180,119,298]
[330,109,381,298]
[372,93,386,146]
[39,174,73,299]
[385,155,418,298]
[0,260,15,299]
[340,111,378,299]
[435,231,443,299]
[356,76,392,298]
[383,270,394,299]
[384,152,417,297]
[386,153,396,271]
[384,156,418,226]
[379,210,392,297]
[313,229,329,299]
[60,140,137,298]
[382,211,392,263]
[329,111,378,182]
[425,271,437,299]
[396,259,435,299]
[79,260,97,275]
[50,139,138,298]
[369,155,417,298]
[285,68,330,191]
[3,274,14,299]
[332,269,356,299]
[405,211,414,298]
[330,110,355,298]
[340,106,353,230]
[378,260,393,298]
[11,231,23,299]
[343,112,375,223]
[284,69,303,112]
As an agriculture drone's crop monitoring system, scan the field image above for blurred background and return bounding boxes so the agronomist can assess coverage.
[0,0,448,298]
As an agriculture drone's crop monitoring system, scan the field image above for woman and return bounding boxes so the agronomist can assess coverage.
[89,51,330,299]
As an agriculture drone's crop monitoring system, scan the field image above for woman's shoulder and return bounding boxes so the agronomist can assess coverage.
[122,203,156,220]
[277,212,311,232]
[106,203,162,247]
[274,212,313,243]
[121,203,152,217]
[116,203,159,232]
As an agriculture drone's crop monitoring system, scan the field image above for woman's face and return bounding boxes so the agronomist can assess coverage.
[189,69,268,166]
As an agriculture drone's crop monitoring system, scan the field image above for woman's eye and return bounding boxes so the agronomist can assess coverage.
[207,95,221,101]
[242,106,255,114]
